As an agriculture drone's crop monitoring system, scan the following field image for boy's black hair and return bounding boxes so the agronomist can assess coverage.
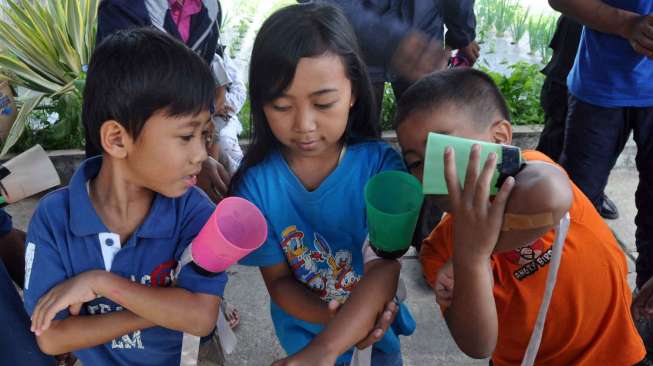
[229,2,378,194]
[82,28,215,152]
[394,68,511,130]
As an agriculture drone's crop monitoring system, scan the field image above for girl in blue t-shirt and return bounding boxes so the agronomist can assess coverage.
[230,3,415,365]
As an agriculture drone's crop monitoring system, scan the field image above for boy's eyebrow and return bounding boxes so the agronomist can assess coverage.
[179,119,204,128]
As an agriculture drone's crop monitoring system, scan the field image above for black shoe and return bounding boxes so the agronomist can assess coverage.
[599,194,619,220]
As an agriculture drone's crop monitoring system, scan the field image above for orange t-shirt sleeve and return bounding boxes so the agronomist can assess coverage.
[419,216,454,289]
[521,150,587,223]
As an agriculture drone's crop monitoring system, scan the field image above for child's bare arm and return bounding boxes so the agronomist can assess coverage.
[261,263,333,324]
[31,270,221,339]
[35,310,154,355]
[442,146,514,359]
[494,161,573,253]
[272,259,401,365]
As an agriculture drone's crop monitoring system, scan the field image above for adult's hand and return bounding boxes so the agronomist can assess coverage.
[391,31,450,82]
[633,276,653,321]
[625,13,653,58]
[458,41,480,65]
[214,86,226,116]
[197,157,230,203]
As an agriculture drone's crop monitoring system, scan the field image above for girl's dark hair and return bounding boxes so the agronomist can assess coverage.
[229,2,378,194]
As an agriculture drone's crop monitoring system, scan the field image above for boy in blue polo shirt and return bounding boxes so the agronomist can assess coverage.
[22,28,227,366]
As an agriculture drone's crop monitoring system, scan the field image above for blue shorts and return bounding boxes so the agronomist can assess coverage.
[335,349,403,366]
[0,262,56,365]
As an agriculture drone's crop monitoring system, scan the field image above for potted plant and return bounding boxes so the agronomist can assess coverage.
[0,0,98,157]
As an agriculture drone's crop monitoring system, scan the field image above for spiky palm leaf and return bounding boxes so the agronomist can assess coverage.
[0,0,98,156]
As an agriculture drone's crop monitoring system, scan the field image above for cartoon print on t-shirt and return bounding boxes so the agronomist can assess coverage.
[501,239,553,280]
[280,226,360,302]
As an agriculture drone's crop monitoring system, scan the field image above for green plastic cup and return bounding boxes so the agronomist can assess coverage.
[364,171,424,259]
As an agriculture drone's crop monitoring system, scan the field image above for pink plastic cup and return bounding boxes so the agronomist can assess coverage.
[191,197,268,272]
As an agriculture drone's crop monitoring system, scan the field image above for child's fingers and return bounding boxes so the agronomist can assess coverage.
[443,146,462,208]
[435,288,453,302]
[37,296,66,335]
[31,292,52,332]
[473,152,497,209]
[327,299,340,318]
[489,176,515,219]
[436,290,452,300]
[645,293,653,313]
[30,302,41,332]
[69,303,83,316]
[442,276,454,290]
[34,299,54,334]
[436,272,454,290]
[462,145,482,203]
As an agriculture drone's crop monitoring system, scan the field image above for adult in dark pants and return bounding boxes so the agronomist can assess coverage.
[536,15,581,162]
[548,0,653,289]
[0,209,57,366]
[536,14,620,219]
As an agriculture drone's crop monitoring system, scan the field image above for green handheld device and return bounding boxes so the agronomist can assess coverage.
[422,132,523,195]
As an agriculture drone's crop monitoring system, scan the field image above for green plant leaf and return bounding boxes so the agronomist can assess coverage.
[0,92,44,157]
[0,0,98,154]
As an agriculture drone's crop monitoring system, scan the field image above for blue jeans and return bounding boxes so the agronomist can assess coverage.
[335,349,403,366]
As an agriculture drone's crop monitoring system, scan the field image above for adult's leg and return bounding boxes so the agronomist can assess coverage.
[632,106,653,289]
[536,78,568,162]
[559,95,630,209]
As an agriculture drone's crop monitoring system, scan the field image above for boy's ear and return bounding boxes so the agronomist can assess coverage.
[489,119,513,145]
[99,120,132,159]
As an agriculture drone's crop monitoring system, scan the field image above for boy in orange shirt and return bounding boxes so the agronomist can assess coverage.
[395,68,646,365]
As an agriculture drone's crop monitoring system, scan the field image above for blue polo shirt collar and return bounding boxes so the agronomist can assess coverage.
[69,156,177,239]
